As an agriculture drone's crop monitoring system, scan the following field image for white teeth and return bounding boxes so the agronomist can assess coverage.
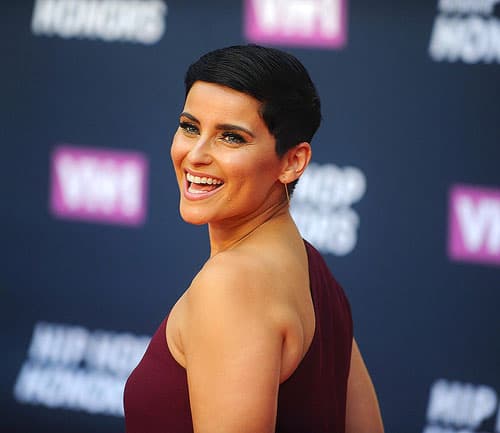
[186,172,223,185]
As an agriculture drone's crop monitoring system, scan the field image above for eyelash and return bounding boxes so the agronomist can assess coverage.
[178,121,247,145]
[221,132,246,145]
[179,121,199,135]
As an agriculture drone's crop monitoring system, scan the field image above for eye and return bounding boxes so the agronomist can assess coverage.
[220,132,247,145]
[179,121,199,135]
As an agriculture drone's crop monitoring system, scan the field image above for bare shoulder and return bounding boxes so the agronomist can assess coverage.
[182,243,312,382]
[185,244,306,325]
[165,254,259,370]
[178,250,288,433]
[193,249,263,291]
[169,237,314,431]
[185,248,286,325]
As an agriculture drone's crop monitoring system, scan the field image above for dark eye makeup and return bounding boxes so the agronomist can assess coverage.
[221,132,247,144]
[179,121,199,135]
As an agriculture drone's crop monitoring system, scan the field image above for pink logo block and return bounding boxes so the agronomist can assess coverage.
[50,145,148,226]
[244,0,347,49]
[448,184,500,266]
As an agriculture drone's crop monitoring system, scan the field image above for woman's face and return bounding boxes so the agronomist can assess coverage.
[171,81,285,227]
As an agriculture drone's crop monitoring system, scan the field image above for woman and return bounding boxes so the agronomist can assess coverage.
[124,45,383,433]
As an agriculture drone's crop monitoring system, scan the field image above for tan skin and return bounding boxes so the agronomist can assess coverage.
[168,81,384,433]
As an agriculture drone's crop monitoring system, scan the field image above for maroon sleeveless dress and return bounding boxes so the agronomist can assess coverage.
[124,241,353,433]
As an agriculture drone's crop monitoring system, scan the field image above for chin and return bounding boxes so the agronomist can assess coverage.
[179,206,209,226]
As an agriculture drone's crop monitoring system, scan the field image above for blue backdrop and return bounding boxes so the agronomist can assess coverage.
[2,1,499,432]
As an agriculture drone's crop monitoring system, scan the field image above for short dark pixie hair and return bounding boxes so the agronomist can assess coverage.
[185,44,321,170]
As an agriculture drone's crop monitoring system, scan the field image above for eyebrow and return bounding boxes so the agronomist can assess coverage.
[180,111,255,138]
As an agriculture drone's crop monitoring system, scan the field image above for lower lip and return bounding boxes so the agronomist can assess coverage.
[182,178,223,201]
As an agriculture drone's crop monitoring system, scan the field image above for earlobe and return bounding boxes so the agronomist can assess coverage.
[280,142,312,183]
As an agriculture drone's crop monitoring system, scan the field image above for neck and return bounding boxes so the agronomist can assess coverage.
[207,200,290,257]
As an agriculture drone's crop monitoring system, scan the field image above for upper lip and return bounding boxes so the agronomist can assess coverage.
[184,168,224,183]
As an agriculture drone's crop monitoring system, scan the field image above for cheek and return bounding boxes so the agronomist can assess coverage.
[222,154,258,190]
[251,152,281,179]
[170,132,187,170]
[227,152,280,190]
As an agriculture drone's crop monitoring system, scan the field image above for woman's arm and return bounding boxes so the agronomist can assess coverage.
[182,257,285,433]
[346,338,385,433]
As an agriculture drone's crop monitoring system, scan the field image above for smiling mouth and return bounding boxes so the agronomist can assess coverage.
[186,172,224,194]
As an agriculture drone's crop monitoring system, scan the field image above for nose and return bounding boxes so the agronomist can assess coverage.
[186,135,212,166]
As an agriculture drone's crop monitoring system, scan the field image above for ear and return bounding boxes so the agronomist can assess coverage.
[279,142,312,184]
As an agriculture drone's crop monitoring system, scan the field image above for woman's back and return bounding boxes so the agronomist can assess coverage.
[124,236,352,433]
[276,240,352,432]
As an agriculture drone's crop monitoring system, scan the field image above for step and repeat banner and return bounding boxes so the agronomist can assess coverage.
[2,1,499,432]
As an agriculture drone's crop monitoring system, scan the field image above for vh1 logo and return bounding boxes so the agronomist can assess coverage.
[448,184,500,266]
[50,145,148,226]
[244,0,347,49]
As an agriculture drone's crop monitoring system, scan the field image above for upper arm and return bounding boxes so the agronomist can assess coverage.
[182,262,284,433]
[346,338,384,433]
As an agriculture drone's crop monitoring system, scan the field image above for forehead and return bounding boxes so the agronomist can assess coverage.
[184,81,264,126]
